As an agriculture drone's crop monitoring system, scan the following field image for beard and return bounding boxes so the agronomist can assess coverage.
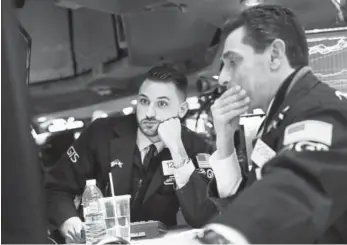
[138,118,161,137]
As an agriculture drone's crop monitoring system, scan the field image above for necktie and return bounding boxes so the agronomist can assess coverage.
[143,144,158,170]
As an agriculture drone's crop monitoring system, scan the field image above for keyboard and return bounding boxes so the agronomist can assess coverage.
[130,220,167,239]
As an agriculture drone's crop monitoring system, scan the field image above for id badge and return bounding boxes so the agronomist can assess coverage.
[161,160,175,185]
[251,139,276,169]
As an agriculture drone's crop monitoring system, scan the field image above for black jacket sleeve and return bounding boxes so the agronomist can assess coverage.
[45,120,101,229]
[212,110,347,243]
[175,132,219,228]
[176,170,219,228]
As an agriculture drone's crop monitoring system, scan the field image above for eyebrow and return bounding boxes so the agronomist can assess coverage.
[222,50,241,60]
[157,96,170,101]
[138,94,170,101]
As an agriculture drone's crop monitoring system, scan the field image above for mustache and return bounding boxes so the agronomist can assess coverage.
[141,117,160,123]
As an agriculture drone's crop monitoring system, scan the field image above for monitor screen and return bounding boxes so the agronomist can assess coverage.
[307,27,347,93]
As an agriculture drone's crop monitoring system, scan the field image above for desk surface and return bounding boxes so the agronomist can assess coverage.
[132,227,202,244]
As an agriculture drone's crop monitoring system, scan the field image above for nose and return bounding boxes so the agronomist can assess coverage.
[218,67,231,87]
[145,104,156,118]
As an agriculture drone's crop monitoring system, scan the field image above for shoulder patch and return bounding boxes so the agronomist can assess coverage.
[196,153,214,179]
[67,146,80,163]
[289,141,330,152]
[283,120,333,146]
[196,153,211,168]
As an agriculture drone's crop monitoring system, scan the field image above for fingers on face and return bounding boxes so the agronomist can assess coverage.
[223,106,249,121]
[220,85,242,99]
[219,87,248,105]
[160,117,179,127]
[213,94,250,115]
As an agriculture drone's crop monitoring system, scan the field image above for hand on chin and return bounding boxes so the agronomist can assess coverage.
[158,118,182,150]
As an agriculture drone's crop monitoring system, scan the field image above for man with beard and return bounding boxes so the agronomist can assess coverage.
[45,66,242,243]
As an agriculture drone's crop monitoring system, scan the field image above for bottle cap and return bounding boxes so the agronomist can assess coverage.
[86,179,96,186]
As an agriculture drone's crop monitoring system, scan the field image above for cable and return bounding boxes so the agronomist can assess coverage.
[195,97,214,130]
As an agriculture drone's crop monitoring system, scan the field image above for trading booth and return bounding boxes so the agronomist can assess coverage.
[2,0,346,243]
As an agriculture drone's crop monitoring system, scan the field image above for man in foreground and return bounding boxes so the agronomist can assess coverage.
[191,4,347,243]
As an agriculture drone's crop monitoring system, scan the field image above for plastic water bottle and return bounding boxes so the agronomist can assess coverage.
[82,179,107,244]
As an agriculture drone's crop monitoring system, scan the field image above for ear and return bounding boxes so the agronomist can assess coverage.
[268,38,286,71]
[178,101,189,118]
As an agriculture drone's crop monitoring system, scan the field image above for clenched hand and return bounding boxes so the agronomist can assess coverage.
[60,216,85,244]
[211,85,250,159]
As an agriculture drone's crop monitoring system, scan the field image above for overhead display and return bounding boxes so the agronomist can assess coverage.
[307,27,347,93]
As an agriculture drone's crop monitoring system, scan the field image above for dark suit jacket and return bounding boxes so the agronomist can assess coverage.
[45,114,218,232]
[212,69,347,243]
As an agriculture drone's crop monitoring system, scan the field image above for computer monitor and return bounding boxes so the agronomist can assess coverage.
[307,27,347,93]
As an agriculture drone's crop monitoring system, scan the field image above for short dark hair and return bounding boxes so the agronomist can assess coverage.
[145,65,188,98]
[222,5,309,68]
